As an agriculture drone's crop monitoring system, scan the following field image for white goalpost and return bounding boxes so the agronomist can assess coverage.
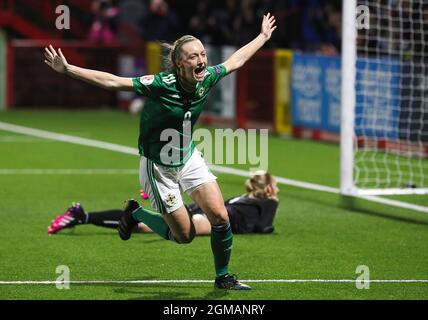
[341,0,428,196]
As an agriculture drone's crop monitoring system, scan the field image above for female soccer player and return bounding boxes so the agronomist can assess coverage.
[44,13,277,290]
[48,171,280,236]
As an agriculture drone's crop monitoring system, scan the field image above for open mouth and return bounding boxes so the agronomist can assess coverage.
[194,66,205,78]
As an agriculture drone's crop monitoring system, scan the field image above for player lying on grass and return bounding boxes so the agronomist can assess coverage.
[45,13,276,290]
[48,171,279,235]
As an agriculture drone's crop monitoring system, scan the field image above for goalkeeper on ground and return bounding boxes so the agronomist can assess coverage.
[48,171,279,235]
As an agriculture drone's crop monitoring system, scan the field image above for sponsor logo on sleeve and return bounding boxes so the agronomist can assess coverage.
[140,75,154,85]
[214,65,222,75]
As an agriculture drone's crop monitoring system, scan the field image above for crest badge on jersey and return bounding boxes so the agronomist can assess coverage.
[198,86,205,97]
[140,75,154,86]
[165,193,177,207]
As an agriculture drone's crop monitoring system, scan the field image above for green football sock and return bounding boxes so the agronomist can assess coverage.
[211,222,233,279]
[132,207,170,240]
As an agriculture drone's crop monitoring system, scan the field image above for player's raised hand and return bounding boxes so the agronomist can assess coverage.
[261,13,277,41]
[44,45,68,74]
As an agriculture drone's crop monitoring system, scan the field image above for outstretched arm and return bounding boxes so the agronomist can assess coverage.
[222,13,277,74]
[44,45,134,91]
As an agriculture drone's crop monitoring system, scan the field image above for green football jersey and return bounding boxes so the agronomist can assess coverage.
[132,64,227,167]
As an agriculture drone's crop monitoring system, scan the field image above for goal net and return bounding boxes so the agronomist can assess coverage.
[341,0,428,196]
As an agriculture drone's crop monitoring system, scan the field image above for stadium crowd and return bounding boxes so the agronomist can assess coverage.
[90,0,342,54]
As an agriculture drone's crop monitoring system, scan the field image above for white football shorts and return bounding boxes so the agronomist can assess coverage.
[139,149,217,214]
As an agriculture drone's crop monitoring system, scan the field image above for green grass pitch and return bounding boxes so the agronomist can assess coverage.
[0,110,427,300]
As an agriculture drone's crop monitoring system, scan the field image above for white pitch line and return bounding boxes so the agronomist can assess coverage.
[362,195,428,214]
[210,165,428,213]
[210,164,339,194]
[0,121,137,155]
[0,169,138,175]
[0,121,427,213]
[0,279,427,285]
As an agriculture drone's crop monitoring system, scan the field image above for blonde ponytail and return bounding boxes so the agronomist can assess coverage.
[245,171,278,201]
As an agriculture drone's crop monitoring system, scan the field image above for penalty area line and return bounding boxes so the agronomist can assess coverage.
[0,279,427,285]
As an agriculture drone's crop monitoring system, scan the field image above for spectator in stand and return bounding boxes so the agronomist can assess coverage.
[317,0,341,55]
[117,0,148,42]
[141,0,178,41]
[298,0,342,55]
[88,0,119,44]
[300,0,324,51]
[267,0,301,49]
[233,0,261,46]
[188,1,216,44]
[211,0,242,46]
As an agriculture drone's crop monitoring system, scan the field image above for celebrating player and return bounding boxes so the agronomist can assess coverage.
[48,171,279,236]
[44,13,277,290]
